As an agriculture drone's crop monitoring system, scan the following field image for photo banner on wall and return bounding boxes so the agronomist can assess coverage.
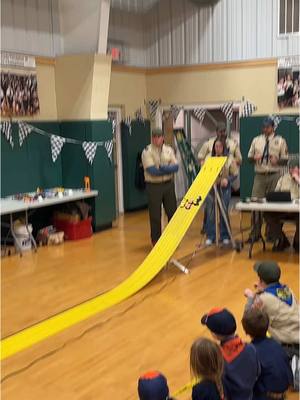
[277,56,300,109]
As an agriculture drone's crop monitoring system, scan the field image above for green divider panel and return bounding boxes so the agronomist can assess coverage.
[121,120,150,211]
[240,115,299,199]
[1,122,61,197]
[61,120,115,229]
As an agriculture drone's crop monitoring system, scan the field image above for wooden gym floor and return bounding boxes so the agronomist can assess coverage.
[1,209,299,399]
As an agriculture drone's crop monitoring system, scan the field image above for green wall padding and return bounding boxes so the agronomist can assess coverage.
[1,122,62,197]
[240,116,299,199]
[121,120,150,211]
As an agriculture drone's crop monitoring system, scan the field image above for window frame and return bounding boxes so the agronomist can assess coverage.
[278,0,300,37]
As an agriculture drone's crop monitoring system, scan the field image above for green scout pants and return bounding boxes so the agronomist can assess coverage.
[146,180,177,243]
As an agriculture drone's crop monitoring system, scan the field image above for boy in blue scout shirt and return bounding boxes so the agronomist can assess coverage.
[201,308,260,400]
[242,308,293,400]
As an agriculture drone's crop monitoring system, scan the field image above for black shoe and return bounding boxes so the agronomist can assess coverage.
[272,235,291,252]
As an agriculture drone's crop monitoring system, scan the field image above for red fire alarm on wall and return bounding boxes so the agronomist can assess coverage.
[111,47,121,61]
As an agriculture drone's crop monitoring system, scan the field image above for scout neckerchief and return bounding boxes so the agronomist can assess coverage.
[221,336,246,363]
[263,282,293,306]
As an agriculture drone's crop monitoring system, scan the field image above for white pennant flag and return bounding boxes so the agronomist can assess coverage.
[1,121,13,148]
[269,115,281,130]
[170,104,183,122]
[296,116,300,129]
[105,140,113,162]
[221,102,233,123]
[18,121,32,146]
[135,107,144,123]
[193,108,206,125]
[123,116,132,135]
[82,141,98,164]
[50,135,65,162]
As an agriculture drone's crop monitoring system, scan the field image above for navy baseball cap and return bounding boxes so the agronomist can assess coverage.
[262,117,274,127]
[201,308,237,336]
[254,260,281,284]
[152,128,164,136]
[138,371,169,400]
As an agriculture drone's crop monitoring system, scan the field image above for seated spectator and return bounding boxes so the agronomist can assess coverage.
[204,139,239,246]
[201,308,260,399]
[264,157,300,251]
[190,337,225,400]
[138,371,175,400]
[242,308,293,399]
[244,261,299,360]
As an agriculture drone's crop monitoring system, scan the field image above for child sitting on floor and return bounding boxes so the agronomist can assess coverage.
[242,307,293,400]
[201,307,260,400]
[190,337,225,400]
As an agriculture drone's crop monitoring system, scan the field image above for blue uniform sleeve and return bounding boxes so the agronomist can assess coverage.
[159,164,179,174]
[146,166,166,176]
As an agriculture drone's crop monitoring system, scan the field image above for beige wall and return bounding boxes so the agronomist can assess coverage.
[146,63,298,115]
[108,69,147,117]
[55,54,111,120]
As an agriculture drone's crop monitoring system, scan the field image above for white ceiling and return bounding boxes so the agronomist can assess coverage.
[110,0,160,13]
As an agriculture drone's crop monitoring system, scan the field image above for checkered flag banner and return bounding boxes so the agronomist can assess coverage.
[145,99,161,120]
[18,122,32,146]
[123,116,132,135]
[50,135,65,162]
[1,121,13,148]
[239,100,257,117]
[221,102,233,123]
[105,140,113,163]
[135,108,144,123]
[170,104,183,123]
[82,141,98,165]
[269,115,281,130]
[193,107,206,125]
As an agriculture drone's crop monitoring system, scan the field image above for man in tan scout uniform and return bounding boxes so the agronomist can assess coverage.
[265,157,300,251]
[248,117,288,240]
[198,122,242,165]
[142,129,178,245]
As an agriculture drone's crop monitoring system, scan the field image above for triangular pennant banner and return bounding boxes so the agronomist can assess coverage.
[105,140,113,162]
[146,99,160,120]
[1,121,13,148]
[296,117,300,128]
[135,107,144,123]
[50,135,65,162]
[123,116,132,135]
[170,104,183,123]
[221,102,233,123]
[269,115,281,130]
[108,111,117,135]
[239,100,257,117]
[18,121,32,146]
[82,141,98,164]
[193,108,206,125]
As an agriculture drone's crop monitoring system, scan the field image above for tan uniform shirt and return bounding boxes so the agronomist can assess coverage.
[259,290,299,344]
[197,137,242,164]
[216,155,239,184]
[248,133,288,173]
[142,144,178,183]
[275,173,300,200]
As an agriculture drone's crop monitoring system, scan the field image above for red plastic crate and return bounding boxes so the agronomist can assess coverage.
[53,217,93,241]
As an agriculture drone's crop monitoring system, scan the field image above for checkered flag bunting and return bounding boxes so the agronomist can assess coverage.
[135,108,144,123]
[50,135,65,162]
[82,141,98,165]
[170,104,183,123]
[105,140,113,163]
[239,100,257,117]
[269,115,281,130]
[1,121,13,148]
[123,116,132,135]
[193,108,206,125]
[221,102,233,123]
[18,121,32,146]
[145,99,160,120]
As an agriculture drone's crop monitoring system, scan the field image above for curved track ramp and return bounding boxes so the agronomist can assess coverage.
[1,157,226,360]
